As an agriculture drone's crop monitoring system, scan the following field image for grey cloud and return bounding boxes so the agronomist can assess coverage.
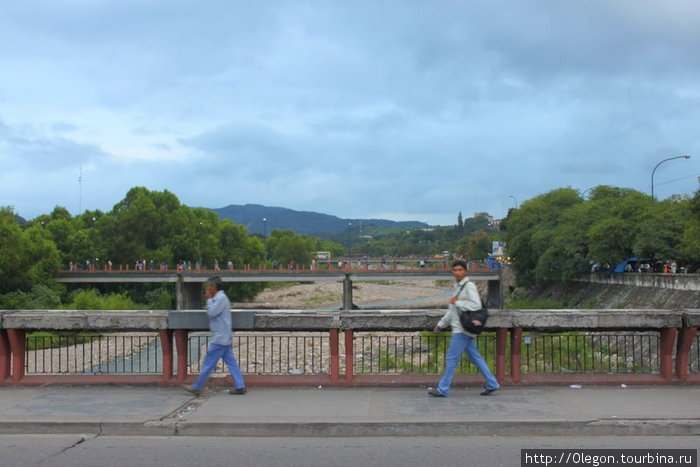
[2,1,700,221]
[0,122,103,170]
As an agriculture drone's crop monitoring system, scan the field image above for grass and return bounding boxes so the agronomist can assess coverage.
[357,329,659,376]
[26,331,99,351]
[505,298,566,309]
[301,293,342,306]
[264,282,299,291]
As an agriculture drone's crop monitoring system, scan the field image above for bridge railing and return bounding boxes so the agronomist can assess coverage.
[0,309,698,387]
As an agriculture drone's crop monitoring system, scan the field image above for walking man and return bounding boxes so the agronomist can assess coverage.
[183,276,246,396]
[428,259,500,397]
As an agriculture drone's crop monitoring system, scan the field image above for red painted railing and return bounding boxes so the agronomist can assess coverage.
[1,326,698,387]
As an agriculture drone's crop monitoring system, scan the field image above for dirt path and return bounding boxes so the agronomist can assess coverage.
[230,280,452,310]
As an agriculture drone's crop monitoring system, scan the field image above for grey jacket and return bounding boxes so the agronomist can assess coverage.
[437,277,481,336]
[206,290,232,346]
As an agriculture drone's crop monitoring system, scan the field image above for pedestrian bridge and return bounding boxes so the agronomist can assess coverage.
[56,268,503,310]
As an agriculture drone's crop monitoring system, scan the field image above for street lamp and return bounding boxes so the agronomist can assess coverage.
[651,155,691,200]
[262,218,267,264]
[581,187,595,198]
[508,195,518,208]
[197,221,202,265]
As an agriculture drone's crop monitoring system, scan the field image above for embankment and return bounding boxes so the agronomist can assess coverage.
[522,280,700,309]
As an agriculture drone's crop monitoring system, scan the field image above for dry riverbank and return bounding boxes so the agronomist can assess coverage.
[230,280,453,310]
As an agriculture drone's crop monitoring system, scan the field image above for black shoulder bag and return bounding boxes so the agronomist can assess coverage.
[455,281,489,335]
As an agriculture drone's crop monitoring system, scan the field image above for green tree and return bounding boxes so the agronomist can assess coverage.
[0,207,61,306]
[268,230,315,266]
[678,187,700,270]
[505,188,582,286]
[586,187,650,265]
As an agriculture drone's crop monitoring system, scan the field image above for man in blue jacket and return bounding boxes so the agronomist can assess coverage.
[183,276,246,396]
[429,259,499,397]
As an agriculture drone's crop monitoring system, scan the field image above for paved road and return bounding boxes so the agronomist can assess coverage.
[1,435,697,467]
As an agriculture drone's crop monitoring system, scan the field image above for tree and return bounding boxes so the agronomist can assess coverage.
[0,207,61,303]
[505,188,582,286]
[678,186,700,271]
[586,187,650,265]
[634,199,689,260]
[267,230,315,266]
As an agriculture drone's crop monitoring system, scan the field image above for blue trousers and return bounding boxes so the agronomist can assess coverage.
[192,343,245,390]
[437,332,500,396]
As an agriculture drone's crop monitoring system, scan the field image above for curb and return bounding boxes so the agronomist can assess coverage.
[2,419,699,437]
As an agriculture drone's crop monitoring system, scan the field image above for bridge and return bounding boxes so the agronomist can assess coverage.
[1,308,698,387]
[56,267,503,310]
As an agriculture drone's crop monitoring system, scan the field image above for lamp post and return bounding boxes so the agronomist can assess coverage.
[262,218,267,264]
[508,195,518,208]
[197,221,202,265]
[581,187,595,198]
[651,155,691,200]
[90,217,97,271]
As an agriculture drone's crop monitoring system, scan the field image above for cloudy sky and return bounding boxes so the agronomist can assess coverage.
[1,1,699,225]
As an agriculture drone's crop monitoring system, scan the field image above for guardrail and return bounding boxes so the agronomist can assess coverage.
[0,309,698,387]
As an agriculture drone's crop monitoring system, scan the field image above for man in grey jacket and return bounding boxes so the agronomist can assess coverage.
[183,276,246,396]
[428,259,500,397]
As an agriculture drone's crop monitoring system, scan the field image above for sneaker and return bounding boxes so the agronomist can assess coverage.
[182,384,201,396]
[480,388,499,396]
[428,388,446,397]
[230,387,247,395]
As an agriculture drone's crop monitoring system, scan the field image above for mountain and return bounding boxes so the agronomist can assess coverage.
[212,204,426,236]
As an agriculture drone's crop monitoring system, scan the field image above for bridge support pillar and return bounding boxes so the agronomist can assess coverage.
[176,281,202,310]
[659,327,678,382]
[344,329,354,382]
[330,329,340,383]
[160,330,174,382]
[487,278,502,309]
[175,330,189,384]
[495,328,507,382]
[7,329,25,383]
[0,330,10,382]
[342,276,354,310]
[676,327,698,382]
[510,327,522,383]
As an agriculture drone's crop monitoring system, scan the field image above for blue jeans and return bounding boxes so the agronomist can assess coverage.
[437,332,500,396]
[192,343,245,391]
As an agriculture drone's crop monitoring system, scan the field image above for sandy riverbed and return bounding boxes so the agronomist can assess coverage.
[230,279,454,310]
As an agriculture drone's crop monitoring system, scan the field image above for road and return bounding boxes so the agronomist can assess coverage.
[1,435,696,467]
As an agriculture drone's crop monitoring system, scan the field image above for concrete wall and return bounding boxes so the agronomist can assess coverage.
[1,309,696,332]
[578,273,700,291]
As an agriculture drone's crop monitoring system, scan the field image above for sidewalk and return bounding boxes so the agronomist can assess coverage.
[0,385,698,437]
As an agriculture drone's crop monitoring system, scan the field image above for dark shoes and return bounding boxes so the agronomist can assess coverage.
[428,388,447,397]
[480,388,499,396]
[182,384,201,396]
[182,384,246,396]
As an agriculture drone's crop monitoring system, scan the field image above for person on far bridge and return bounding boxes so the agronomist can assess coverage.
[183,276,247,396]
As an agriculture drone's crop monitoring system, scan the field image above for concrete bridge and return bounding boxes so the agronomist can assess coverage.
[56,269,503,310]
[1,308,698,387]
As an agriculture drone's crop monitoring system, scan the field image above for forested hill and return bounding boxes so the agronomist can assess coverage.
[212,204,425,236]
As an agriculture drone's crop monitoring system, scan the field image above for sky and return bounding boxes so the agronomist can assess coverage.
[1,1,699,225]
